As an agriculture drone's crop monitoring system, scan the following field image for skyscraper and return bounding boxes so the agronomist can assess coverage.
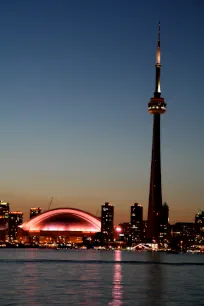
[147,23,167,243]
[0,201,10,228]
[130,203,143,242]
[8,212,23,240]
[0,201,10,241]
[118,222,132,246]
[195,210,204,243]
[195,210,204,225]
[160,202,169,243]
[30,207,42,219]
[101,202,114,241]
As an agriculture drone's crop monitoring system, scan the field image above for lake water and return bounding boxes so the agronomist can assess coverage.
[0,249,204,305]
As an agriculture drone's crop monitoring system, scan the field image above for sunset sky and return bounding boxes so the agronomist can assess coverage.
[0,0,203,223]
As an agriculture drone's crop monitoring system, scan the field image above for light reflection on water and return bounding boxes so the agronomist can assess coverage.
[109,250,123,306]
[0,249,204,305]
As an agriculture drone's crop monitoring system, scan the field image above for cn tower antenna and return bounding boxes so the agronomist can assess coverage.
[156,21,161,67]
[158,21,160,43]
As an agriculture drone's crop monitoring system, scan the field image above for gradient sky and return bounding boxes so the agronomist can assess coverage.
[0,0,203,224]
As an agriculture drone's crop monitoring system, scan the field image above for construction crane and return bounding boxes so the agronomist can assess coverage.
[48,197,54,210]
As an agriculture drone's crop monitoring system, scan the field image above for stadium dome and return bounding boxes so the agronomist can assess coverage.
[20,208,101,233]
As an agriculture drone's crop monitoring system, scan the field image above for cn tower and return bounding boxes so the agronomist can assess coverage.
[146,23,167,243]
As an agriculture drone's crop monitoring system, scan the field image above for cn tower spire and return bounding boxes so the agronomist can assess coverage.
[157,22,160,62]
[155,21,161,96]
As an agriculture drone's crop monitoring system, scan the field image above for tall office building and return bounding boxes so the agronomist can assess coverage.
[171,222,196,249]
[160,202,169,242]
[0,201,10,227]
[30,207,42,219]
[101,202,114,241]
[195,210,204,243]
[147,23,167,243]
[195,210,204,225]
[130,203,143,242]
[118,222,132,245]
[0,201,10,241]
[8,212,23,240]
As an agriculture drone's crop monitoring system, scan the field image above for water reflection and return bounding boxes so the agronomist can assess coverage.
[109,250,123,306]
[77,262,101,305]
[22,250,38,305]
[144,252,164,306]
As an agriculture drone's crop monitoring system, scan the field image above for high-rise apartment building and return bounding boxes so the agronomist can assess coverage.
[195,210,204,243]
[118,222,132,246]
[195,210,204,226]
[160,202,169,243]
[8,212,23,240]
[0,201,10,241]
[101,202,114,241]
[0,201,10,228]
[130,203,143,242]
[171,222,196,249]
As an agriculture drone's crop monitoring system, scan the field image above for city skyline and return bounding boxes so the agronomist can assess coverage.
[0,1,203,224]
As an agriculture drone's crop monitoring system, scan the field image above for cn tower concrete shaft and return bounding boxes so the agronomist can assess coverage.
[147,114,162,241]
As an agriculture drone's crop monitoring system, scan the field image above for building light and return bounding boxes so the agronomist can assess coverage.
[116,227,122,232]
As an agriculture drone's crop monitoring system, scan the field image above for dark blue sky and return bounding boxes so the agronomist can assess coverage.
[0,0,203,223]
